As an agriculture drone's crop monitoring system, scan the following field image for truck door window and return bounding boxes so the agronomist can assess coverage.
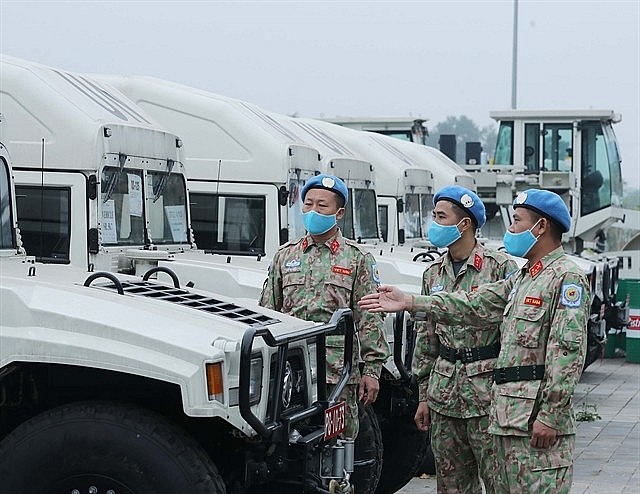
[14,185,70,262]
[147,172,190,245]
[580,121,612,215]
[337,198,354,240]
[100,167,145,246]
[0,158,14,249]
[494,121,514,165]
[542,124,573,172]
[524,123,540,173]
[190,193,266,255]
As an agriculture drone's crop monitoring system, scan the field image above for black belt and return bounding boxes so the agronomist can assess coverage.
[439,342,501,364]
[493,365,545,384]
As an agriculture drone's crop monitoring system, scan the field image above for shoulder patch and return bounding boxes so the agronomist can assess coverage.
[560,283,583,307]
[431,283,444,293]
[371,263,381,285]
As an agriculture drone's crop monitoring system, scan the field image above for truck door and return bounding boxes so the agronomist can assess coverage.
[13,170,87,266]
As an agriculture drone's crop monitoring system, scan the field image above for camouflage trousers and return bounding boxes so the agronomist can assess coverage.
[493,434,575,494]
[430,411,495,494]
[327,383,359,439]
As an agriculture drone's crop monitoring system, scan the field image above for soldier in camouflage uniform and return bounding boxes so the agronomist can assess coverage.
[412,186,517,493]
[260,174,390,438]
[360,189,589,493]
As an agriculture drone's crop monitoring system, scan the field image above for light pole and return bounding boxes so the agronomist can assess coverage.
[511,0,518,109]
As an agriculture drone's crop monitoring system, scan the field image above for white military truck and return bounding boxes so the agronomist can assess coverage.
[0,138,362,493]
[1,55,384,493]
[96,74,436,492]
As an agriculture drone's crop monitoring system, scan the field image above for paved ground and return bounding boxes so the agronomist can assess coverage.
[396,358,639,494]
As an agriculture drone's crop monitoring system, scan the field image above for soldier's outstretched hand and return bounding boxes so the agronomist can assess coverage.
[358,285,408,313]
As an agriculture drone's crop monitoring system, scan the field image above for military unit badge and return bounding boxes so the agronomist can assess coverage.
[561,283,583,307]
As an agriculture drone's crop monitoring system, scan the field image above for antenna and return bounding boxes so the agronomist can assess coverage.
[39,137,45,259]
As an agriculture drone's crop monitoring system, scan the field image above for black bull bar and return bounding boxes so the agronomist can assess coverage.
[239,308,355,440]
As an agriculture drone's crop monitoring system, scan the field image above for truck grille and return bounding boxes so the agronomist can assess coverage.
[97,280,281,326]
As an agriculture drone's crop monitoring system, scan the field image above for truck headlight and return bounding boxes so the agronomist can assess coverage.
[249,355,263,405]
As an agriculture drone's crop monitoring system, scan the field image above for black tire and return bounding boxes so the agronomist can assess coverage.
[351,403,383,494]
[376,419,429,493]
[0,401,227,494]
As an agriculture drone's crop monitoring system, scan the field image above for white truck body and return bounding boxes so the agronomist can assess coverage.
[0,137,359,492]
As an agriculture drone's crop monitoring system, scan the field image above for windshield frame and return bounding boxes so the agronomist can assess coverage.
[0,156,16,252]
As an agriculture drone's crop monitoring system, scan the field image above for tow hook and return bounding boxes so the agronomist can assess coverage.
[329,477,353,494]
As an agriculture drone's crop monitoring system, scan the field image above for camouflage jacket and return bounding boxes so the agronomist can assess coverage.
[260,229,390,384]
[409,247,589,436]
[412,243,517,418]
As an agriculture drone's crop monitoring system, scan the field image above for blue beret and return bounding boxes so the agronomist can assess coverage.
[513,189,571,232]
[301,174,349,205]
[433,185,486,229]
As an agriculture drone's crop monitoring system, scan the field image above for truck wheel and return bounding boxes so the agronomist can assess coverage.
[375,419,429,493]
[0,401,226,494]
[350,403,383,494]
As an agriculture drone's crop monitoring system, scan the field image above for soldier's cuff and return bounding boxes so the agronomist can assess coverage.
[410,295,432,314]
[362,362,382,380]
[535,409,559,431]
[418,384,429,402]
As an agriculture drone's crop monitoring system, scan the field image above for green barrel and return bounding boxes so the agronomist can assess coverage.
[618,279,640,363]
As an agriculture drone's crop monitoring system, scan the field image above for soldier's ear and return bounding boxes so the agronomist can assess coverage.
[336,207,346,220]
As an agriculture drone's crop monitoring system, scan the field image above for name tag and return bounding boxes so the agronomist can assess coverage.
[332,266,352,276]
[524,296,542,307]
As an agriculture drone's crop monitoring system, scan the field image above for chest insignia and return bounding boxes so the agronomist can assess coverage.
[524,296,542,307]
[561,283,583,307]
[529,260,543,278]
[473,253,483,270]
[284,259,301,269]
[332,266,352,276]
[431,283,444,293]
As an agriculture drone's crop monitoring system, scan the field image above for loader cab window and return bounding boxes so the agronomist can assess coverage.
[493,121,514,165]
[190,193,266,255]
[147,172,190,245]
[0,158,14,249]
[375,130,412,142]
[542,124,573,172]
[100,167,145,246]
[378,205,389,243]
[15,185,71,262]
[580,121,621,215]
[524,123,541,173]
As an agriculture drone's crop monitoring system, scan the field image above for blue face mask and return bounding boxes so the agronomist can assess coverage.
[428,219,464,248]
[303,210,337,235]
[503,220,541,257]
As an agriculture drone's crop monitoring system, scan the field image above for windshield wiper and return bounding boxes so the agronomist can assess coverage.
[152,159,175,203]
[102,153,128,203]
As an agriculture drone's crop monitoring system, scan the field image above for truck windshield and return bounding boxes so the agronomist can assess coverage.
[0,158,14,249]
[147,171,190,245]
[100,167,146,246]
[352,188,378,240]
[404,193,433,239]
[190,193,266,255]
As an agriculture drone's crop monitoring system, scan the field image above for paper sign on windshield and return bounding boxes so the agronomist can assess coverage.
[165,205,187,242]
[128,173,143,217]
[101,199,117,243]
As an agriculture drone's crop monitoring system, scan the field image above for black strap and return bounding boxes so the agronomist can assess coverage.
[439,342,501,364]
[493,365,545,384]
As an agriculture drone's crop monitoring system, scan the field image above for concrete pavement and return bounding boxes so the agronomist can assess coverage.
[396,358,639,493]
